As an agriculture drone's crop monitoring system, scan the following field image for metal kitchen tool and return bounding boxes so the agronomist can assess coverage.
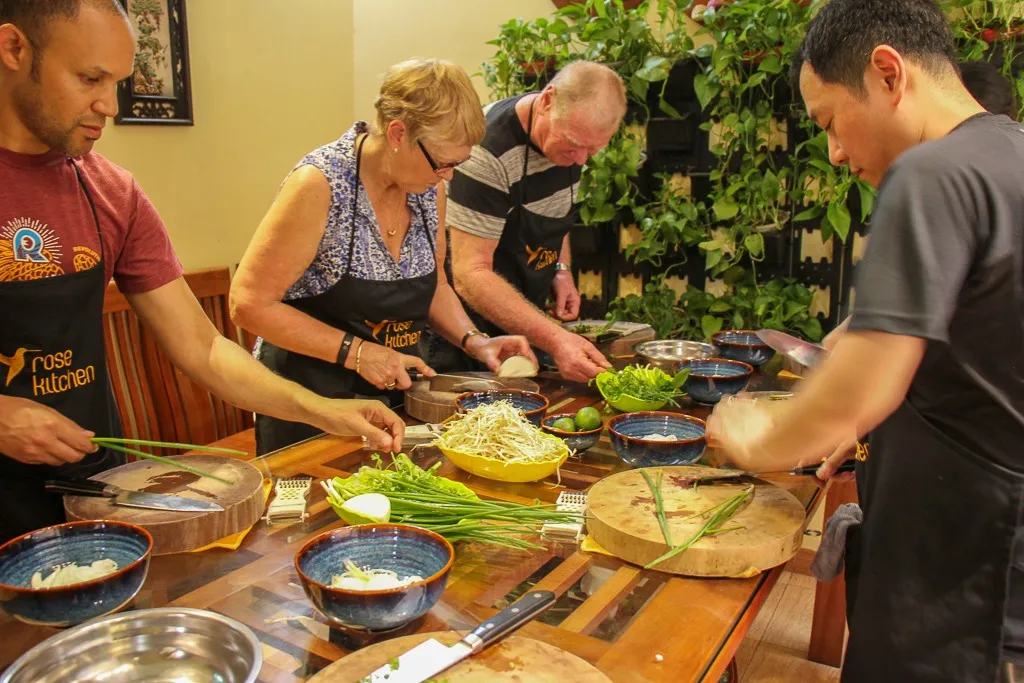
[407,371,504,392]
[755,329,828,368]
[541,490,587,542]
[263,476,312,524]
[45,478,224,513]
[690,460,858,485]
[364,590,556,683]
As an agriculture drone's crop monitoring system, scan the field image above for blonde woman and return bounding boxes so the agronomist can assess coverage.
[231,59,536,454]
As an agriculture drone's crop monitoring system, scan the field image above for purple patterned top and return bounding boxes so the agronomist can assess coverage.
[283,122,439,300]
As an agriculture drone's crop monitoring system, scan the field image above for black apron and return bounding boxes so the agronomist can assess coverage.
[471,99,577,337]
[843,397,1024,682]
[255,135,437,455]
[0,160,123,542]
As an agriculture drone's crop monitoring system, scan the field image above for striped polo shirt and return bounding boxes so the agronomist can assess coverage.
[446,95,581,240]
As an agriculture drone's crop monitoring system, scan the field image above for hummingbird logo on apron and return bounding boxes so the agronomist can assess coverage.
[525,244,558,271]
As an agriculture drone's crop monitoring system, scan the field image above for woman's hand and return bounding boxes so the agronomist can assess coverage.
[464,334,539,374]
[349,341,435,391]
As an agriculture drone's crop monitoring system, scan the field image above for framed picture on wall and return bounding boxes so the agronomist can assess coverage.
[115,0,194,125]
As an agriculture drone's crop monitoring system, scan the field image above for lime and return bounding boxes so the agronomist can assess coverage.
[337,493,391,525]
[574,406,602,431]
[552,417,577,432]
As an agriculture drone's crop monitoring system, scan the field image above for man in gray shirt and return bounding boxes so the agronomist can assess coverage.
[711,1,1024,681]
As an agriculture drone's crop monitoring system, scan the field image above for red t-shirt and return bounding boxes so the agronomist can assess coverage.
[0,147,182,293]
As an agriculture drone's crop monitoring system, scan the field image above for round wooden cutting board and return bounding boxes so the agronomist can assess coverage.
[308,631,612,682]
[64,455,264,555]
[586,466,806,577]
[404,373,540,424]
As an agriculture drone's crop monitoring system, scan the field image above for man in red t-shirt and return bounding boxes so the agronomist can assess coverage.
[0,0,408,541]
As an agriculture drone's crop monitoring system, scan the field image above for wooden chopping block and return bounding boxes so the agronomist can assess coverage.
[586,466,806,577]
[64,455,264,555]
[403,372,540,424]
[308,631,612,682]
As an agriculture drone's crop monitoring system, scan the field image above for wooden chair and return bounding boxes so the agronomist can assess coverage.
[103,268,256,454]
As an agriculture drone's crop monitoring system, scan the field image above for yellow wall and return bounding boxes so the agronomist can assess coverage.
[97,0,354,271]
[352,0,554,123]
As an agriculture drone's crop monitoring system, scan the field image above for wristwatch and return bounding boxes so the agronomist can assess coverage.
[461,329,489,349]
[554,262,571,273]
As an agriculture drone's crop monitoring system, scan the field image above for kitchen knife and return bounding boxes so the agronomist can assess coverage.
[691,460,858,485]
[755,329,828,368]
[44,478,224,513]
[406,370,504,393]
[363,589,556,683]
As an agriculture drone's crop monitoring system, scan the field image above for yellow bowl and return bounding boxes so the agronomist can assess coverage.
[437,443,570,483]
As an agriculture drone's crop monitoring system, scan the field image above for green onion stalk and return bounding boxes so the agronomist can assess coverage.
[322,454,581,550]
[91,437,245,485]
[644,485,754,570]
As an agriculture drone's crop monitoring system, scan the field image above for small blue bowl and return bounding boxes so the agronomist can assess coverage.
[542,413,603,453]
[0,520,153,628]
[712,330,775,367]
[675,357,754,404]
[455,389,549,427]
[295,523,454,632]
[607,412,707,467]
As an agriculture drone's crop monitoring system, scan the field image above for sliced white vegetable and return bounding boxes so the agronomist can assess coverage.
[497,355,538,378]
[337,493,391,525]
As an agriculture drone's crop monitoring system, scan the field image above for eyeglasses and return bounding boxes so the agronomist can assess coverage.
[417,140,467,173]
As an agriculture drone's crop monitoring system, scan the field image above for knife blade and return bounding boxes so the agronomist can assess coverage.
[755,329,828,368]
[363,589,556,683]
[406,370,505,393]
[691,460,858,485]
[44,478,223,513]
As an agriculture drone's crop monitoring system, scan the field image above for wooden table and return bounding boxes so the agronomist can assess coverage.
[0,374,828,682]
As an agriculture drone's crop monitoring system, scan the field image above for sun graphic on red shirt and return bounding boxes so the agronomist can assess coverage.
[0,217,66,281]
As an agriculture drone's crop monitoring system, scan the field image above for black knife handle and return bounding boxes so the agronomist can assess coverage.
[44,478,115,498]
[790,460,857,477]
[466,590,556,652]
[408,370,426,382]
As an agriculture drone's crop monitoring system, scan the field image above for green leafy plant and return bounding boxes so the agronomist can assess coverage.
[608,273,823,342]
[942,0,1024,121]
[691,0,813,276]
[577,128,645,224]
[626,174,710,265]
[482,16,575,99]
[790,125,876,243]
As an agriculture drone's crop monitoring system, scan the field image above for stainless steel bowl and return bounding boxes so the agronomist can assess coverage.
[633,340,718,371]
[0,607,262,683]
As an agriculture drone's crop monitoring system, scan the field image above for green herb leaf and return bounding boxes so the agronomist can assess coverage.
[713,198,739,221]
[827,200,852,242]
[744,232,764,259]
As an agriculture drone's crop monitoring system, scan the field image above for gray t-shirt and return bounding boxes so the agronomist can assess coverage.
[849,112,1024,662]
[850,112,1024,471]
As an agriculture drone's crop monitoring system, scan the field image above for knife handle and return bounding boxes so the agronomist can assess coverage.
[44,478,115,498]
[465,590,556,653]
[789,460,857,476]
[408,370,427,382]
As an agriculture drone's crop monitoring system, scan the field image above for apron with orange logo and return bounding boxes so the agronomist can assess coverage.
[255,135,437,455]
[0,160,123,541]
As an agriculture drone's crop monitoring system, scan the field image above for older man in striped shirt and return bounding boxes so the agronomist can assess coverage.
[444,61,627,383]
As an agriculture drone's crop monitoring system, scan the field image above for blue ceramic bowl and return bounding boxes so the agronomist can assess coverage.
[711,330,775,367]
[0,520,152,628]
[542,413,603,453]
[455,389,549,427]
[295,524,454,632]
[675,358,754,404]
[607,412,707,467]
